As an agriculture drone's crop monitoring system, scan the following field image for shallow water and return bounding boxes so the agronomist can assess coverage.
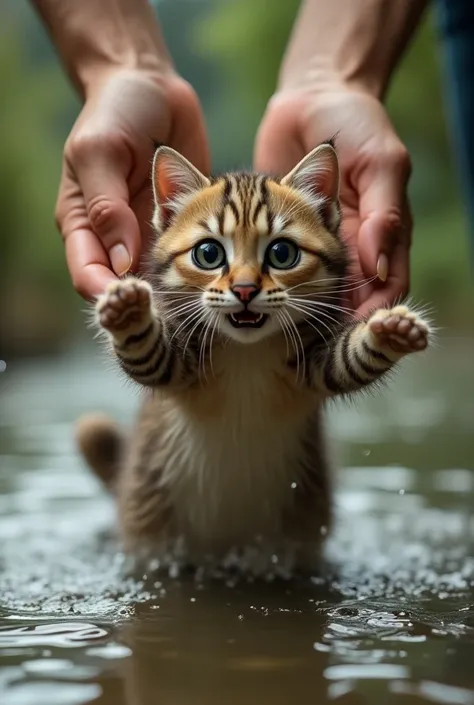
[0,335,473,705]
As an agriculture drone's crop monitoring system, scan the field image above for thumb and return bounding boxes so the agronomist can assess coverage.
[73,146,142,277]
[357,152,412,285]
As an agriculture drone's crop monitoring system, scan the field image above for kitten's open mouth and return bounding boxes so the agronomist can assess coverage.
[228,312,268,328]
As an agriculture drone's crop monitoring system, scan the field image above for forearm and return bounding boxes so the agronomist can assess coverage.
[279,0,429,99]
[32,0,173,96]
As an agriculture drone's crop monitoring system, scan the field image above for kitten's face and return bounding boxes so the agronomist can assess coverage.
[151,145,348,345]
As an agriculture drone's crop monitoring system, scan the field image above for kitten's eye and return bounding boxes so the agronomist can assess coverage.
[192,240,226,270]
[266,239,300,269]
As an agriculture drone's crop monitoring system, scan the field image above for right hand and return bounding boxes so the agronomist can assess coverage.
[56,68,210,300]
[255,86,412,316]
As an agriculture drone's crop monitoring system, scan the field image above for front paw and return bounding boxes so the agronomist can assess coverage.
[96,278,153,334]
[367,305,430,355]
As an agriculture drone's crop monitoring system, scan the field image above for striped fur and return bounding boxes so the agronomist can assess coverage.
[78,145,432,568]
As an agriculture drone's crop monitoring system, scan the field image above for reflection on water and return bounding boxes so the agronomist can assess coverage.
[0,335,473,704]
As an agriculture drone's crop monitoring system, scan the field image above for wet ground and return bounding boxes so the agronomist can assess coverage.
[0,335,473,705]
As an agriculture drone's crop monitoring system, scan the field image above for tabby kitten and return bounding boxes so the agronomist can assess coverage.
[76,143,430,568]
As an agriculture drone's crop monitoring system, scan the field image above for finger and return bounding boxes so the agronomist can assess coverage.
[65,227,117,301]
[169,80,211,174]
[56,169,117,300]
[69,139,142,277]
[357,148,412,283]
[253,96,305,175]
[356,240,410,317]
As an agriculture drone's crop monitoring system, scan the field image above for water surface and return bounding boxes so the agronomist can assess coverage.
[1,336,473,704]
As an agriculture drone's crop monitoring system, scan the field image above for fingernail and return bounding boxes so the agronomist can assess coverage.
[377,253,389,282]
[109,244,131,276]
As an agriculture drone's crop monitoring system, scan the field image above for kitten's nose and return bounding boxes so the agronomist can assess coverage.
[231,283,259,303]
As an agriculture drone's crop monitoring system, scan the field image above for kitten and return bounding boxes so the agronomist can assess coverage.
[76,143,430,569]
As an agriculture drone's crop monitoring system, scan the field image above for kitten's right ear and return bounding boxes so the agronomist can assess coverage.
[280,143,340,234]
[152,146,210,231]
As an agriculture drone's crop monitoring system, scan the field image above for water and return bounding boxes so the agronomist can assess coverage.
[0,335,473,704]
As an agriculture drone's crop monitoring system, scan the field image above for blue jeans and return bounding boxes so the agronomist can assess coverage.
[436,0,474,252]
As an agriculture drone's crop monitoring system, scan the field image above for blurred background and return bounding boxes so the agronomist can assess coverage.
[0,0,472,360]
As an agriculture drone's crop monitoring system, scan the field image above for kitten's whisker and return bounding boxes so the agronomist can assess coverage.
[207,313,219,379]
[292,303,342,329]
[286,273,378,294]
[290,293,355,309]
[170,305,203,342]
[153,291,200,296]
[279,310,299,377]
[286,303,336,342]
[291,317,306,383]
[198,315,214,383]
[281,309,305,383]
[289,297,357,320]
[286,273,374,292]
[182,312,208,359]
[289,300,341,328]
[276,312,291,359]
[167,300,202,319]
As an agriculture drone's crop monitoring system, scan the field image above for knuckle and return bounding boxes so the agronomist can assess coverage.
[87,196,123,235]
[384,143,412,179]
[66,130,124,165]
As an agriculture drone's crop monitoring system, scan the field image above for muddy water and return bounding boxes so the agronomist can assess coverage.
[0,335,473,705]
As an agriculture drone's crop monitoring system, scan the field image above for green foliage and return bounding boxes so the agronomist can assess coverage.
[0,16,79,355]
[194,0,300,169]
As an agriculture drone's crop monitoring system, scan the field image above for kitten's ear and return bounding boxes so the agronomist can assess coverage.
[152,146,210,230]
[280,143,340,234]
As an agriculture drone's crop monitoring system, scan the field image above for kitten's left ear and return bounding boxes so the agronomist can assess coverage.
[281,143,340,234]
[152,146,210,231]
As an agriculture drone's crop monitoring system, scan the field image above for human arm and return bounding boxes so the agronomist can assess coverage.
[32,0,210,299]
[255,0,429,315]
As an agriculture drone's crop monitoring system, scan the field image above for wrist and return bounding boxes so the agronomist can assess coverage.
[276,0,429,104]
[278,56,387,103]
[80,62,174,103]
[33,0,174,99]
[75,36,174,100]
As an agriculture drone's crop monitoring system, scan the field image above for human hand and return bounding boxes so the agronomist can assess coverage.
[56,69,210,300]
[254,87,412,316]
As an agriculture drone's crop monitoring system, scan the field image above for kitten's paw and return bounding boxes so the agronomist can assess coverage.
[368,305,429,354]
[96,278,153,333]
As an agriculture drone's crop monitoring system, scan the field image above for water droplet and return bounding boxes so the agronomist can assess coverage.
[291,482,297,489]
[0,360,6,372]
[190,597,196,603]
[399,489,405,495]
[363,449,371,456]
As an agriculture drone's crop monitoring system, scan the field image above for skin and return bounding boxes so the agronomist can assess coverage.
[254,0,429,315]
[33,0,210,299]
[33,0,429,313]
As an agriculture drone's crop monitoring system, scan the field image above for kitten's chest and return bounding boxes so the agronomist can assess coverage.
[182,342,314,422]
[158,343,319,546]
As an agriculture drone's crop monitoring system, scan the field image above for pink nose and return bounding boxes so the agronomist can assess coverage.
[231,284,259,302]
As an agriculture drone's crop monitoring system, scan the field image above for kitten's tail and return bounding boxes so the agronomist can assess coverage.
[75,413,125,490]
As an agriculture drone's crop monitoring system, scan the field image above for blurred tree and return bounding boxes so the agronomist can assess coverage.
[0,16,79,358]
